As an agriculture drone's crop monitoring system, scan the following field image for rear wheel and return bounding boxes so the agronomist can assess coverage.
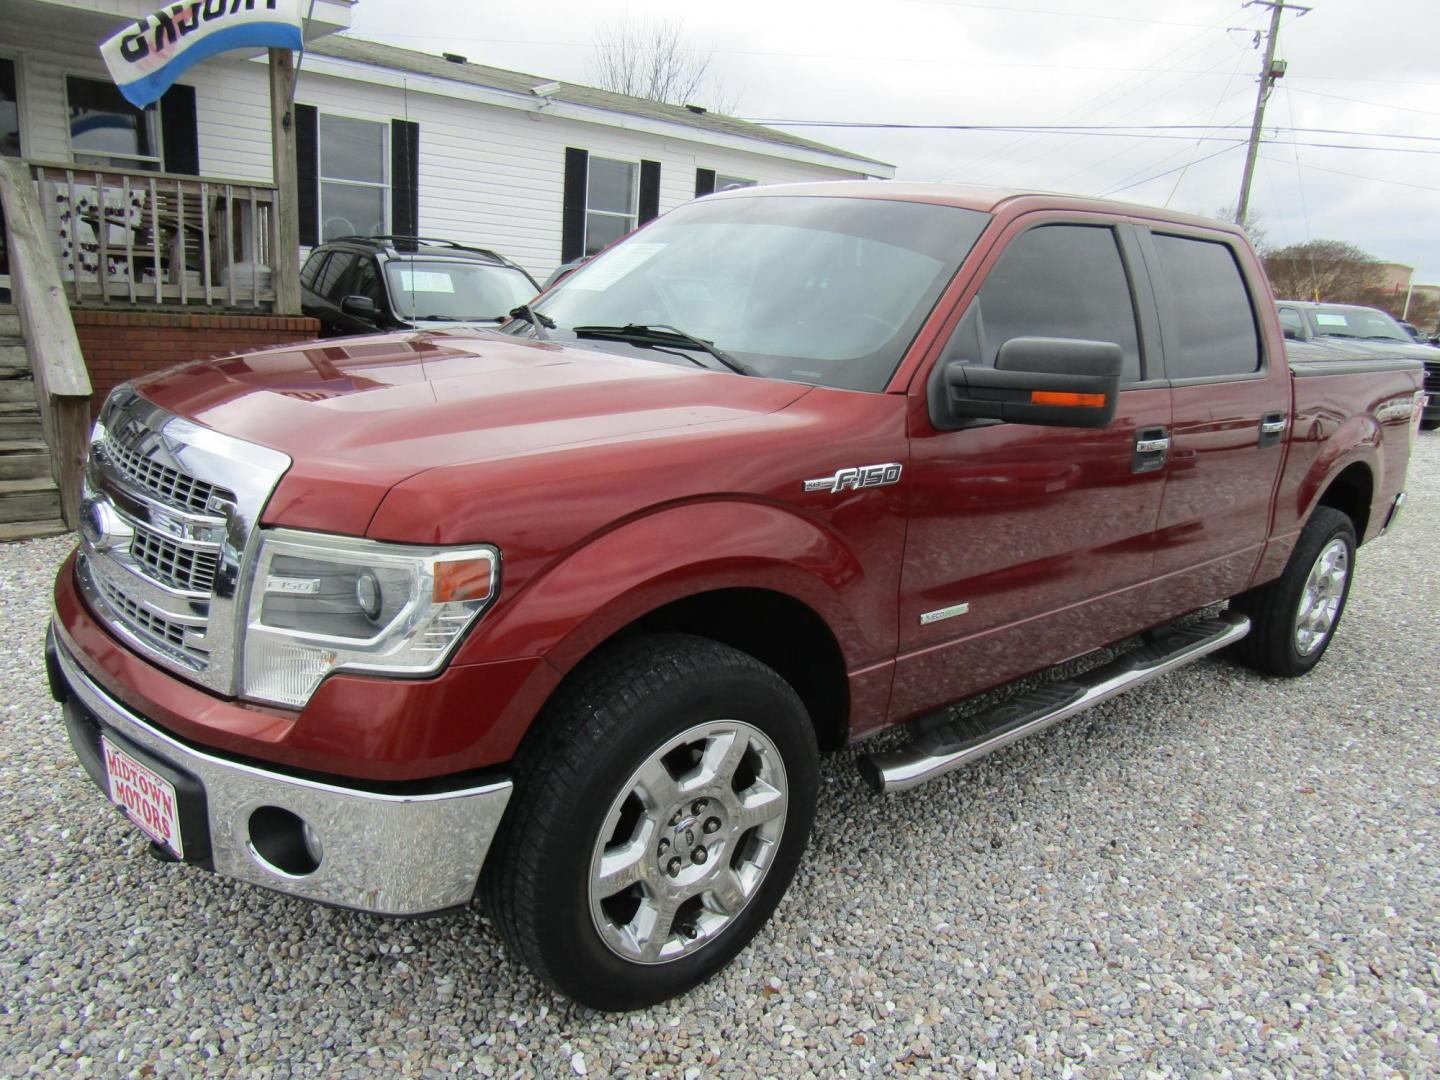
[1230,507,1356,677]
[482,633,819,1010]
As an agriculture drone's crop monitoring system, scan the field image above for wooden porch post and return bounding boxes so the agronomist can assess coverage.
[268,48,301,315]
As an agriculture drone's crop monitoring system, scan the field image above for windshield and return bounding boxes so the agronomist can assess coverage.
[535,196,990,391]
[384,260,537,321]
[1309,306,1410,342]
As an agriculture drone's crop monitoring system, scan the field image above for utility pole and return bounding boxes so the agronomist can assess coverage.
[1235,0,1310,229]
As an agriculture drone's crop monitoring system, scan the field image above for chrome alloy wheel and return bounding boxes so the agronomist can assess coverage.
[1294,537,1350,656]
[588,720,788,965]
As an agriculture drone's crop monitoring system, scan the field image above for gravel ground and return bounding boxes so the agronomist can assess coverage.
[1,435,1437,1079]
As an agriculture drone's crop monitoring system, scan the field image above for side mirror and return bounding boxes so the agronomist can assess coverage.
[341,294,378,320]
[1282,326,1302,341]
[935,337,1122,429]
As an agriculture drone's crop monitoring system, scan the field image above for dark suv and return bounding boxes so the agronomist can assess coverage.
[300,236,540,337]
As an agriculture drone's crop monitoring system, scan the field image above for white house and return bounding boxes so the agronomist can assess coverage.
[0,0,893,293]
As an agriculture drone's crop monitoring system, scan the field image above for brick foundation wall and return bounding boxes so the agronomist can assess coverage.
[73,310,320,413]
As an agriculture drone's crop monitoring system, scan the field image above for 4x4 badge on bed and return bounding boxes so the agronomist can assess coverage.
[803,463,903,494]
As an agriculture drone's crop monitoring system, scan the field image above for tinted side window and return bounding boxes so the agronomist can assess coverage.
[317,252,357,304]
[973,225,1142,382]
[1151,233,1260,378]
[300,251,328,290]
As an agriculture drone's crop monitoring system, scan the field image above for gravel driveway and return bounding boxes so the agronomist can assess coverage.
[2,435,1436,1078]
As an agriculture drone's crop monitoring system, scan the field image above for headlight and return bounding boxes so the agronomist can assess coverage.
[241,529,500,707]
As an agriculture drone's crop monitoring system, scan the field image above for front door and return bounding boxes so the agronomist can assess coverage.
[891,216,1170,721]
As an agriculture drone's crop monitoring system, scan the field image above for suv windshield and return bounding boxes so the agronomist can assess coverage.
[1309,306,1411,342]
[384,260,537,321]
[534,196,990,391]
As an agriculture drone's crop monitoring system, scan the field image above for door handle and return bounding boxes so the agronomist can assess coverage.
[1133,427,1169,473]
[1259,412,1287,448]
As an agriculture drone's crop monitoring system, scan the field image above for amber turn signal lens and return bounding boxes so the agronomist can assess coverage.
[1030,390,1107,408]
[433,557,495,603]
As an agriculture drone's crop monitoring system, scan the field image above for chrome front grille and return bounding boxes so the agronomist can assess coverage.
[77,386,292,695]
[101,436,230,514]
[130,527,220,594]
[91,559,208,664]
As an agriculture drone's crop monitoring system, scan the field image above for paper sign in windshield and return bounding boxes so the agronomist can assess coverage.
[1314,313,1350,327]
[569,243,667,290]
[396,270,456,293]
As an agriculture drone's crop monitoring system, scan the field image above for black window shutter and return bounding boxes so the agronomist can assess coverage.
[695,168,716,198]
[639,160,661,224]
[390,119,419,237]
[295,104,319,247]
[160,84,199,175]
[561,147,588,264]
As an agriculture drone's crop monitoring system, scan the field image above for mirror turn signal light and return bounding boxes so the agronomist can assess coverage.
[1030,391,1108,408]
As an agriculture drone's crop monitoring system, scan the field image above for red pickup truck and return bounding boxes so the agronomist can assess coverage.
[47,183,1422,1010]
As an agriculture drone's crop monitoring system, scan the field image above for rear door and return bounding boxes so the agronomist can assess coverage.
[892,215,1171,719]
[1136,226,1290,621]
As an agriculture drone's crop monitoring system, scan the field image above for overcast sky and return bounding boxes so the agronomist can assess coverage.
[347,0,1440,290]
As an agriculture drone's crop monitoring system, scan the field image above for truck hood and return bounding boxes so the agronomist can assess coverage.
[135,330,812,534]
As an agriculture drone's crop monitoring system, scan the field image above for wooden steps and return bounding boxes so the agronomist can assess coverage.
[0,315,70,540]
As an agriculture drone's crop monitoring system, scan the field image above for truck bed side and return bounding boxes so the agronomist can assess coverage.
[1252,341,1421,587]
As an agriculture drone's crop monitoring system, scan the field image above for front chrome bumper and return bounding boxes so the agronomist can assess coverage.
[50,625,513,916]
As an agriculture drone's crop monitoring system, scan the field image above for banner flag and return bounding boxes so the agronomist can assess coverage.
[101,0,305,109]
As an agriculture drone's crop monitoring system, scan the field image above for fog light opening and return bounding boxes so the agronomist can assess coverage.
[247,806,321,877]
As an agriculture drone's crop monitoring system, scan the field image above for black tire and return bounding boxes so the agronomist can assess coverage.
[481,632,819,1011]
[1229,507,1356,677]
[1420,417,1440,432]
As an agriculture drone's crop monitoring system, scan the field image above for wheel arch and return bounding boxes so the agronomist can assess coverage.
[1312,460,1375,543]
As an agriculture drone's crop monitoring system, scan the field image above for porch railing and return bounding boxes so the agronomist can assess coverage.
[28,161,281,310]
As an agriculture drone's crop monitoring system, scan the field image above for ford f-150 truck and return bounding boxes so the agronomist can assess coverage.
[46,183,1423,1010]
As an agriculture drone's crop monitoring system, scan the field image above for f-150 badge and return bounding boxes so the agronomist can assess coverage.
[804,463,903,494]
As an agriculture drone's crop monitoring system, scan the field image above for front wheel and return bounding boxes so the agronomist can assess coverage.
[482,633,819,1010]
[1230,507,1356,677]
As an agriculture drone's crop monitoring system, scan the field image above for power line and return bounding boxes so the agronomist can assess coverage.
[1286,86,1440,120]
[740,121,1440,143]
[1099,143,1247,197]
[1257,153,1440,194]
[900,0,1221,28]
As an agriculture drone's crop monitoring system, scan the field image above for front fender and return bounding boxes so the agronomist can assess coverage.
[453,499,884,676]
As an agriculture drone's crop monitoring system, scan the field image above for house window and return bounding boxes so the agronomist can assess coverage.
[585,156,637,256]
[715,174,756,192]
[319,113,388,242]
[66,76,161,171]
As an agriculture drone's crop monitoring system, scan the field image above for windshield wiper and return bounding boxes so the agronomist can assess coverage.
[572,323,758,376]
[508,304,554,340]
[413,314,466,322]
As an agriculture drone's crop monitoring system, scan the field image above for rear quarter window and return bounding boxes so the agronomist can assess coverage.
[1151,233,1260,379]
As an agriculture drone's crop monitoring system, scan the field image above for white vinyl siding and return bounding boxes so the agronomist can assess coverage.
[5,22,878,284]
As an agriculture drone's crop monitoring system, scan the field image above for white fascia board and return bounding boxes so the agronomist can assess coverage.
[290,54,894,178]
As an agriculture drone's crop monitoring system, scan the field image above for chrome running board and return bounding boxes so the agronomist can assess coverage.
[860,613,1251,795]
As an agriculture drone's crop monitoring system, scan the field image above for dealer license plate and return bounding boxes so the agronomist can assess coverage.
[102,737,184,859]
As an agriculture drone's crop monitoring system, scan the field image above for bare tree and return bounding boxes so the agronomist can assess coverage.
[1214,205,1269,255]
[589,18,735,113]
[1263,240,1384,303]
